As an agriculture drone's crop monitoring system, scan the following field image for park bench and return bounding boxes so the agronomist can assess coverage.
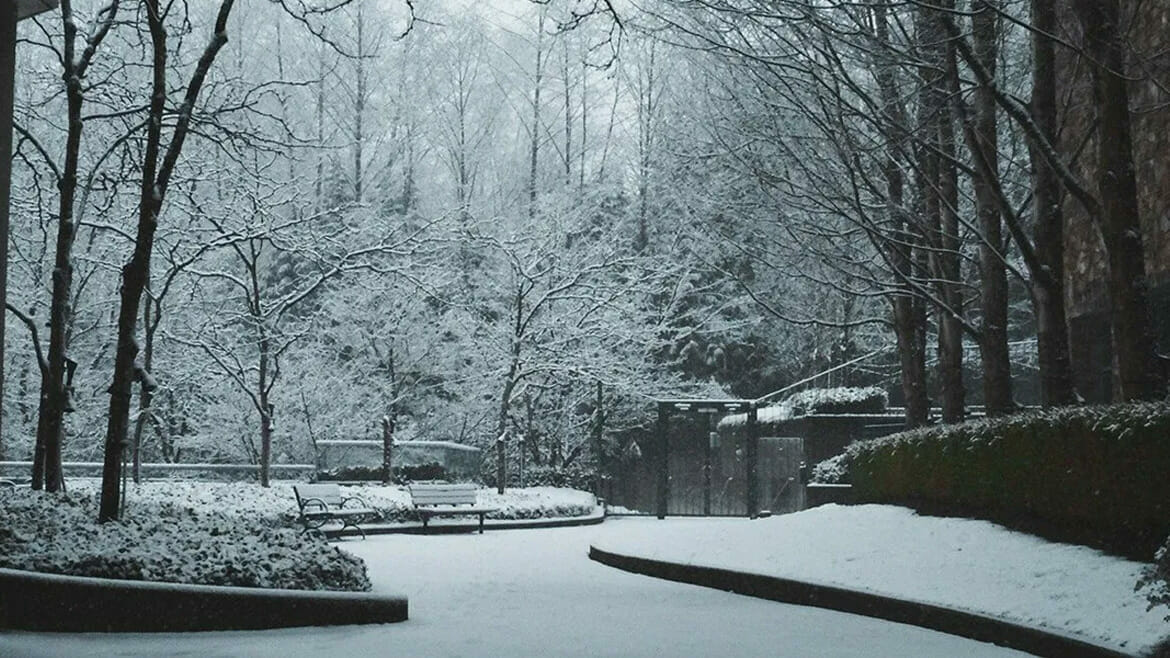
[292,483,378,539]
[0,479,15,491]
[408,482,497,534]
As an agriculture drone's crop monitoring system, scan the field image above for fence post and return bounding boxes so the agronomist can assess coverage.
[746,404,759,518]
[656,402,668,519]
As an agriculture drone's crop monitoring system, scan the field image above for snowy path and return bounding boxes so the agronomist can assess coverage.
[0,523,1025,657]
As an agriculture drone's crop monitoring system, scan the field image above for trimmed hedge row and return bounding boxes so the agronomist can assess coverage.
[786,386,888,415]
[831,402,1170,560]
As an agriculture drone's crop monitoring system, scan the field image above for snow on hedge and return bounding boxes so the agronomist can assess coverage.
[719,386,889,429]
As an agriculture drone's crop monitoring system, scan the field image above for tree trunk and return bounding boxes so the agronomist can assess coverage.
[99,0,234,521]
[872,2,929,428]
[131,294,157,483]
[918,2,964,423]
[969,1,1012,416]
[528,9,546,220]
[259,401,272,488]
[1072,0,1166,401]
[381,415,394,486]
[1029,0,1076,406]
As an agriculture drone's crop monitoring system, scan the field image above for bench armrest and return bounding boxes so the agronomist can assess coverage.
[298,497,330,514]
[341,495,371,510]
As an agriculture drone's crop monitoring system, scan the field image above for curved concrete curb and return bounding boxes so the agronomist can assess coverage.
[0,567,408,632]
[589,546,1131,658]
[329,507,606,538]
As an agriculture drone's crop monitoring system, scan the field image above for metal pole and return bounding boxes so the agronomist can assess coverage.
[703,414,712,516]
[656,402,668,519]
[746,404,759,518]
[0,2,16,459]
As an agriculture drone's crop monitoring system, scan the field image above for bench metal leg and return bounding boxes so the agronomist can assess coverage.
[342,520,366,539]
[478,513,485,534]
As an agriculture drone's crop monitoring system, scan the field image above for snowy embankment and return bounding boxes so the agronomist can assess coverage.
[68,479,598,523]
[593,505,1169,655]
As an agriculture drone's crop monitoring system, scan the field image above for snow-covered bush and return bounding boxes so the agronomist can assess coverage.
[314,462,448,483]
[0,488,370,591]
[719,386,888,431]
[840,401,1170,560]
[810,453,850,484]
[784,386,888,416]
[66,479,596,526]
[1139,537,1170,620]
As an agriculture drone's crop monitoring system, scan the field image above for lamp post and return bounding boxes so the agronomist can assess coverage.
[1,0,57,453]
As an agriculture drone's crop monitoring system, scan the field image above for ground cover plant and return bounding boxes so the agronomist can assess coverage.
[0,488,370,591]
[73,480,598,525]
[0,481,597,590]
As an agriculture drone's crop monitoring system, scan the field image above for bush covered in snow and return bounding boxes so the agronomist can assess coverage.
[0,488,370,591]
[315,462,448,483]
[1140,538,1170,620]
[481,463,596,493]
[810,453,849,484]
[720,386,889,431]
[827,402,1170,559]
[63,479,596,526]
[785,386,888,416]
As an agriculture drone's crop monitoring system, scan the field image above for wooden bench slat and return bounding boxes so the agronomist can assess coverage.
[407,483,497,534]
[292,483,376,538]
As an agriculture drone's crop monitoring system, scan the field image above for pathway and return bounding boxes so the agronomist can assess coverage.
[0,521,1028,657]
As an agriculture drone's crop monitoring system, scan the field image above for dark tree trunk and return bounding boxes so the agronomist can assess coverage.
[968,1,1012,416]
[100,0,234,521]
[1072,0,1166,401]
[1029,0,1076,406]
[916,2,965,423]
[872,2,929,429]
[381,416,394,486]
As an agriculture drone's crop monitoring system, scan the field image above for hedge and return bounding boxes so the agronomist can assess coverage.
[785,386,888,415]
[829,402,1170,560]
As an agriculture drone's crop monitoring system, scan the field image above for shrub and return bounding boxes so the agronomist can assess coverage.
[397,462,447,482]
[786,386,888,416]
[314,462,448,483]
[0,488,370,591]
[1139,536,1170,620]
[827,402,1170,559]
[810,453,849,484]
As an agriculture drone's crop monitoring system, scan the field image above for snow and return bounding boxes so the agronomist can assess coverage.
[64,479,598,522]
[0,522,1025,657]
[592,505,1170,655]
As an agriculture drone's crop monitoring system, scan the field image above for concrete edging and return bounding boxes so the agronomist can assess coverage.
[588,546,1131,658]
[0,567,408,632]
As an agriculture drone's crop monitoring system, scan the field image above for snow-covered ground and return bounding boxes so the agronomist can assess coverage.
[0,522,1025,657]
[593,505,1170,655]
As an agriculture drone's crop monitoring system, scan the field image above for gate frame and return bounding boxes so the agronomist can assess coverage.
[655,399,759,519]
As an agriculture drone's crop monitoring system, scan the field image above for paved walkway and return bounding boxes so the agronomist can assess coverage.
[0,523,1028,657]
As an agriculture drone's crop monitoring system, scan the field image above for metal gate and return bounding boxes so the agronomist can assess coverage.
[602,400,802,517]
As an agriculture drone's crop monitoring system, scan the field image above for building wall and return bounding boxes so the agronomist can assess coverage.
[1056,0,1170,401]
